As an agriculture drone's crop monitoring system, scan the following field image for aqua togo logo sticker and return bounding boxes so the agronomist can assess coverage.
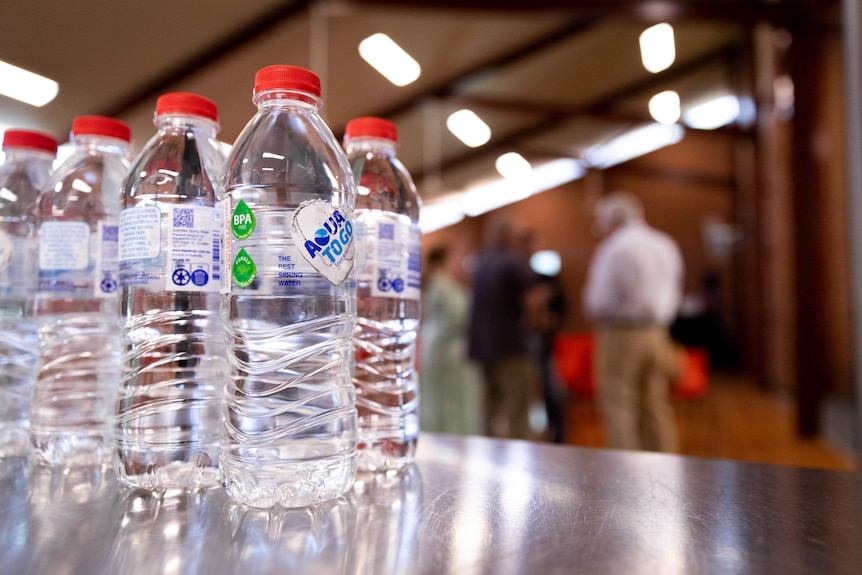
[291,199,355,285]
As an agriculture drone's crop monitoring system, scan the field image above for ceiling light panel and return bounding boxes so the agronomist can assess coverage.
[639,23,675,74]
[649,90,681,124]
[358,33,421,87]
[446,109,491,148]
[0,60,58,107]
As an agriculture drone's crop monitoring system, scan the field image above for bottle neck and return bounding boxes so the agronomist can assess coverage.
[253,89,322,112]
[344,137,397,156]
[2,147,56,166]
[72,134,131,157]
[155,113,219,136]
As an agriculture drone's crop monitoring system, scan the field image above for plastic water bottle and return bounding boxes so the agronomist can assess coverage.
[343,117,422,471]
[219,65,358,508]
[0,129,57,457]
[114,93,227,490]
[31,116,131,468]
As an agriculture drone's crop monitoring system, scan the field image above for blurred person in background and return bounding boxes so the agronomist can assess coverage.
[532,270,568,443]
[467,215,543,440]
[582,191,684,453]
[420,244,482,435]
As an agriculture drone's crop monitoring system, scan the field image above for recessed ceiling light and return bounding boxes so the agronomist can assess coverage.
[446,109,491,148]
[639,23,675,74]
[649,90,681,124]
[358,33,421,87]
[0,60,58,107]
[495,152,532,179]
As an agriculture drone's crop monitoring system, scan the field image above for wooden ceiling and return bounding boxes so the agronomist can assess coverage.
[0,0,839,204]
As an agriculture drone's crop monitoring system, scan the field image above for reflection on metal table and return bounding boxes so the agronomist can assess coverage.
[0,433,858,574]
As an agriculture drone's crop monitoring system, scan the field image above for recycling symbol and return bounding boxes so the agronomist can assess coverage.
[100,276,117,294]
[172,268,191,286]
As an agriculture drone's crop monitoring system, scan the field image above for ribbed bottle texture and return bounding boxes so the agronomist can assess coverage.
[344,117,422,471]
[31,116,131,468]
[0,130,57,457]
[219,65,358,508]
[114,93,227,490]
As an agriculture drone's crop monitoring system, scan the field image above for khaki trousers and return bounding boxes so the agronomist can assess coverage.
[481,356,534,440]
[596,326,679,452]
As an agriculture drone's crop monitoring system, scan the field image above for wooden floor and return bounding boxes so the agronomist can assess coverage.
[559,373,856,471]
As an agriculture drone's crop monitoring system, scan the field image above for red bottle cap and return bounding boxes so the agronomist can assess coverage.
[345,117,398,143]
[72,116,132,143]
[155,92,218,122]
[254,65,321,98]
[2,129,58,154]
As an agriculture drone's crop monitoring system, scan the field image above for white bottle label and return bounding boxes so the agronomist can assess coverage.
[0,228,13,272]
[291,199,355,286]
[94,221,119,298]
[166,205,219,292]
[0,232,38,297]
[39,221,90,270]
[354,214,421,301]
[120,205,219,293]
[220,199,231,295]
[38,220,118,298]
[119,206,161,261]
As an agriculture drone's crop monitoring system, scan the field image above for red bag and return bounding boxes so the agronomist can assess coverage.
[552,333,709,400]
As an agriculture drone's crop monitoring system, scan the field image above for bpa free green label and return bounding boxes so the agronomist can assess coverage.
[232,248,256,288]
[231,200,256,240]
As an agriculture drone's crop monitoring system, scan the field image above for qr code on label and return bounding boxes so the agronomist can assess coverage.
[173,208,194,229]
[378,222,395,240]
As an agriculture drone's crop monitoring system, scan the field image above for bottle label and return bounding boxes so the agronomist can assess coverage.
[167,205,219,292]
[291,199,355,286]
[231,199,256,240]
[220,195,343,295]
[94,221,119,298]
[38,220,119,298]
[0,228,13,271]
[39,221,90,271]
[0,232,37,297]
[354,214,421,301]
[119,205,219,292]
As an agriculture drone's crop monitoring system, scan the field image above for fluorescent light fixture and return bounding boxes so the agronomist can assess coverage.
[358,33,421,87]
[683,95,740,130]
[530,250,562,277]
[446,109,491,148]
[462,158,584,217]
[649,90,681,124]
[419,195,465,234]
[639,23,675,74]
[0,60,58,107]
[583,123,685,169]
[495,152,532,179]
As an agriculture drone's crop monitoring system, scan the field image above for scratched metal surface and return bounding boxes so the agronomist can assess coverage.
[0,434,858,575]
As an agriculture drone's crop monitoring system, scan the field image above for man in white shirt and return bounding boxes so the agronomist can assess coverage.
[582,191,684,452]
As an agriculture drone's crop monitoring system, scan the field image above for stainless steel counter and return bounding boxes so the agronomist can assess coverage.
[1,433,858,574]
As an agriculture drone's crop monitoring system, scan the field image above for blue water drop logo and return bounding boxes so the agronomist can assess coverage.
[314,229,330,246]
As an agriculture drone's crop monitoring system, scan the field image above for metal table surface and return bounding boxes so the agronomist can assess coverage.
[1,433,859,575]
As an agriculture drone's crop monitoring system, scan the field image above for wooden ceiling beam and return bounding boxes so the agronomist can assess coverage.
[341,0,836,26]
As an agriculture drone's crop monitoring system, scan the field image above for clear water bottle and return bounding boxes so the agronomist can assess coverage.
[0,129,57,458]
[219,65,358,508]
[343,117,422,472]
[115,93,227,490]
[32,116,131,468]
